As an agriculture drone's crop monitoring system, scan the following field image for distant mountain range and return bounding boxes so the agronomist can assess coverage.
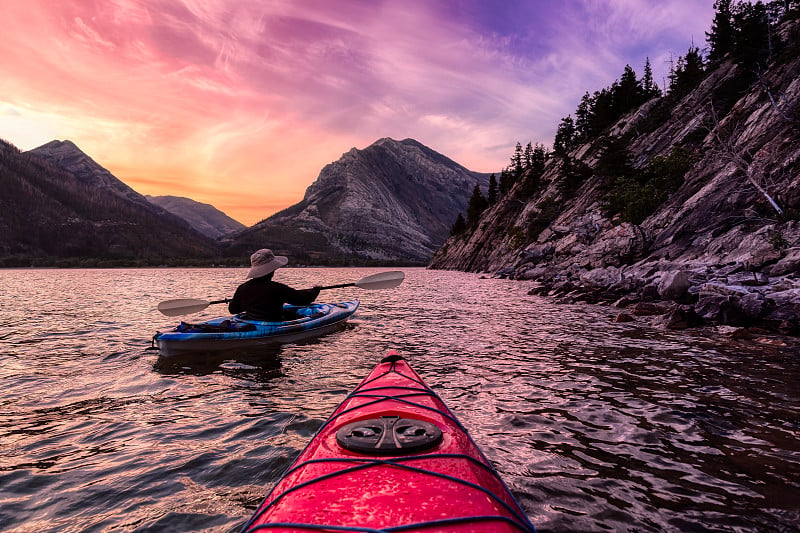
[146,195,245,239]
[228,138,489,264]
[0,137,487,266]
[0,139,221,266]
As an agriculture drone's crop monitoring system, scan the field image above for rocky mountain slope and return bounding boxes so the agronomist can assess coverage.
[146,195,245,239]
[0,139,221,266]
[228,138,489,264]
[431,16,800,334]
[30,140,154,209]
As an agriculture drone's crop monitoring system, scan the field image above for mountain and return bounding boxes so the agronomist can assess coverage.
[0,139,221,266]
[430,14,800,333]
[146,195,246,239]
[29,140,153,208]
[228,138,490,265]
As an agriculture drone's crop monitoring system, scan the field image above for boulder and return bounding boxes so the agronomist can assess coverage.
[699,282,750,297]
[658,306,704,329]
[763,288,800,323]
[614,313,635,323]
[632,302,671,316]
[580,267,621,289]
[727,271,769,286]
[715,325,751,339]
[765,247,800,276]
[695,291,748,325]
[740,292,770,321]
[657,270,692,301]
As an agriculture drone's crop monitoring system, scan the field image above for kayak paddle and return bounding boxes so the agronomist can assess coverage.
[317,270,405,291]
[157,270,405,316]
[157,298,229,317]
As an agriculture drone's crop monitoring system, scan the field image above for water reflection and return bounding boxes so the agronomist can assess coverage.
[0,267,798,532]
[153,348,284,380]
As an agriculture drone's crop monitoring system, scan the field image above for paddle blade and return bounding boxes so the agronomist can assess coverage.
[157,298,211,316]
[354,270,405,290]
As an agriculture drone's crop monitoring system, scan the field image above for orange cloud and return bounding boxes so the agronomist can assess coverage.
[1,1,715,226]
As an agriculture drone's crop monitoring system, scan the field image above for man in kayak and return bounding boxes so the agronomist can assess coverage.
[228,248,321,321]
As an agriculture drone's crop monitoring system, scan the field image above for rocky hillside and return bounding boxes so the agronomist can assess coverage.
[228,138,489,264]
[146,195,245,239]
[30,140,154,209]
[0,139,221,266]
[431,15,800,334]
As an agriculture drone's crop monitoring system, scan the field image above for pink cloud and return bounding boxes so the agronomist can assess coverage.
[0,0,716,225]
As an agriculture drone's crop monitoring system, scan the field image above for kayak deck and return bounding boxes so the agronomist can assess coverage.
[154,301,359,356]
[242,352,536,532]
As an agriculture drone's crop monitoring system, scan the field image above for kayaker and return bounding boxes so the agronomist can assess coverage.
[228,248,321,321]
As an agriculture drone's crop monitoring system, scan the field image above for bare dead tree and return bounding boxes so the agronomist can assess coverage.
[757,73,798,123]
[706,101,784,216]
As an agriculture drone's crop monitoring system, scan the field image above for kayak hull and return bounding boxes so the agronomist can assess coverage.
[242,352,536,532]
[154,301,358,356]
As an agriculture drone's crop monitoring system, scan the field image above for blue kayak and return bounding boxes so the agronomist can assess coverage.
[154,300,359,356]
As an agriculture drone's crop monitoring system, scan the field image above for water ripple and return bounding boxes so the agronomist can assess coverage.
[0,268,798,532]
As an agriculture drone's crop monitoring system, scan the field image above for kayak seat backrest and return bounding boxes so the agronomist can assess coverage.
[177,320,257,333]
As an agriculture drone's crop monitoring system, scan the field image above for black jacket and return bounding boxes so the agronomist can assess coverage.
[228,276,320,321]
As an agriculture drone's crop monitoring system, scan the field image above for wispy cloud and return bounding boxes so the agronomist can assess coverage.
[0,0,715,225]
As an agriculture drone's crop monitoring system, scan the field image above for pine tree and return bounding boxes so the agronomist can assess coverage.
[732,1,771,68]
[498,169,513,195]
[615,64,640,114]
[487,174,498,204]
[707,0,735,61]
[530,143,548,175]
[450,213,467,236]
[523,142,534,169]
[682,46,705,85]
[511,142,524,176]
[466,184,488,228]
[553,116,577,156]
[670,46,704,96]
[575,92,594,140]
[640,57,662,99]
[591,88,615,134]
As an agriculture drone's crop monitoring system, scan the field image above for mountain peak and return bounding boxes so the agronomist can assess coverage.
[33,139,79,152]
[230,138,490,264]
[146,195,246,239]
[28,138,154,210]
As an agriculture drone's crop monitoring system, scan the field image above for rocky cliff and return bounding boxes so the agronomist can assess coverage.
[146,195,245,239]
[228,138,489,264]
[431,17,800,334]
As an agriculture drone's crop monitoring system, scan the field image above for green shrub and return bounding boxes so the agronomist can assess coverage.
[527,196,561,240]
[508,226,526,249]
[604,147,695,224]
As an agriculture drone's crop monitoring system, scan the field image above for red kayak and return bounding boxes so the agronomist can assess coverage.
[241,352,536,532]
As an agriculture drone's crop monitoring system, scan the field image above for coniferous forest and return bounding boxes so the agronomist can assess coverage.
[449,0,800,239]
[0,139,225,267]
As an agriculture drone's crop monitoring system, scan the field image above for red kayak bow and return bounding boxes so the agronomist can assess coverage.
[241,352,536,532]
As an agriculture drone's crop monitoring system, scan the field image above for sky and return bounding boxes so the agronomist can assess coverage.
[0,0,716,226]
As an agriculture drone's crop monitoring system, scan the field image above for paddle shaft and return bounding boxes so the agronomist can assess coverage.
[317,282,355,290]
[196,286,347,310]
[194,285,352,309]
[158,271,403,316]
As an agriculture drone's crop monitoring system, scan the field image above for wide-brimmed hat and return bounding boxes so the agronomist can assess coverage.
[246,248,288,279]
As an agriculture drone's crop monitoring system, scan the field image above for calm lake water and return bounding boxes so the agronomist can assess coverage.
[1,267,798,532]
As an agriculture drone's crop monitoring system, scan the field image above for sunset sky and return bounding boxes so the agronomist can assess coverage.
[0,1,715,226]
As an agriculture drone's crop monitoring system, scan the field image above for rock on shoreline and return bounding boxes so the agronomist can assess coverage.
[518,223,800,335]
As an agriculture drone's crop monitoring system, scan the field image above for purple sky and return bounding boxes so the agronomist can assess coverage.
[0,0,716,224]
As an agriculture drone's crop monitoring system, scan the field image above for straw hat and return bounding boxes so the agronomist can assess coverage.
[246,248,288,279]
